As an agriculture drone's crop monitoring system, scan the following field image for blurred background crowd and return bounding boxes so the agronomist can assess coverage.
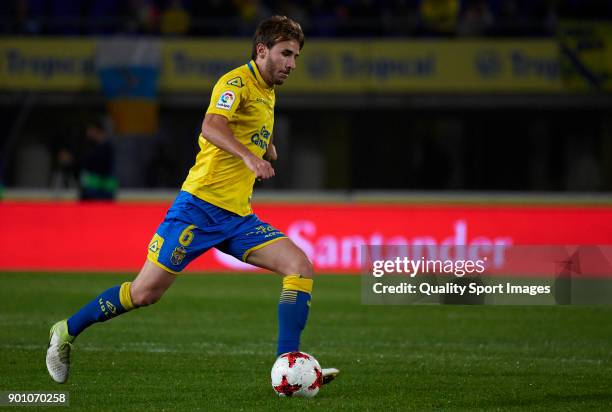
[2,0,611,37]
[1,0,611,198]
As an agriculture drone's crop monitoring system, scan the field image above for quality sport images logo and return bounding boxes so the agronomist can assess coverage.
[216,91,235,110]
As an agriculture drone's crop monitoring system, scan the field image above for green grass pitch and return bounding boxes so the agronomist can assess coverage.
[1,273,612,411]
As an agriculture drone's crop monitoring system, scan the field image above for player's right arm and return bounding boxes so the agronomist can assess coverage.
[203,73,275,180]
[202,114,275,180]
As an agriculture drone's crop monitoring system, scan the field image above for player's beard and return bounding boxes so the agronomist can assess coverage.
[265,56,285,85]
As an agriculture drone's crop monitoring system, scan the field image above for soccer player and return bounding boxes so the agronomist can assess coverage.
[46,15,338,386]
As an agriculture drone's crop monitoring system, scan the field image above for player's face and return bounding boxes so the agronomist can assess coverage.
[262,39,300,85]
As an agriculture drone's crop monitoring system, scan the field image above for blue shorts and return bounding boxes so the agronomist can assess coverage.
[147,191,286,274]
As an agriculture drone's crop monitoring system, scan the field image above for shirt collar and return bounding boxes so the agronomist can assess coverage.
[247,60,273,90]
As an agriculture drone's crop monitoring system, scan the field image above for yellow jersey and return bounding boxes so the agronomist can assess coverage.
[181,60,275,216]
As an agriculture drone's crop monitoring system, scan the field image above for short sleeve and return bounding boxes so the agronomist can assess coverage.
[206,75,247,120]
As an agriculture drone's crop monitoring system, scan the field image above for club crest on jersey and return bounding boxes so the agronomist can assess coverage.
[171,246,187,266]
[216,91,235,110]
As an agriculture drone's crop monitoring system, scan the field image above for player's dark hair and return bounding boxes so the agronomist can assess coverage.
[251,16,304,60]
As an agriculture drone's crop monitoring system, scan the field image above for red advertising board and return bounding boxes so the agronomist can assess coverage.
[1,201,611,273]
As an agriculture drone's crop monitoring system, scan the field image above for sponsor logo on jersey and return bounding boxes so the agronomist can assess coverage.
[216,91,236,110]
[251,125,271,150]
[226,76,244,87]
[246,224,276,236]
[245,224,282,239]
[149,240,159,253]
[148,234,164,260]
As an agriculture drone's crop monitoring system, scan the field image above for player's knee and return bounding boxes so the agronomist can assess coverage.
[284,256,313,279]
[130,288,164,307]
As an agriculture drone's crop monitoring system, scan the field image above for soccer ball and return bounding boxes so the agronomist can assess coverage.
[271,351,323,398]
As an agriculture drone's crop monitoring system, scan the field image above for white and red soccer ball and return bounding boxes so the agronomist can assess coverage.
[271,351,323,398]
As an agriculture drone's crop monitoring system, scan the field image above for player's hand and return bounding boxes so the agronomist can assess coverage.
[264,143,277,162]
[243,154,275,180]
